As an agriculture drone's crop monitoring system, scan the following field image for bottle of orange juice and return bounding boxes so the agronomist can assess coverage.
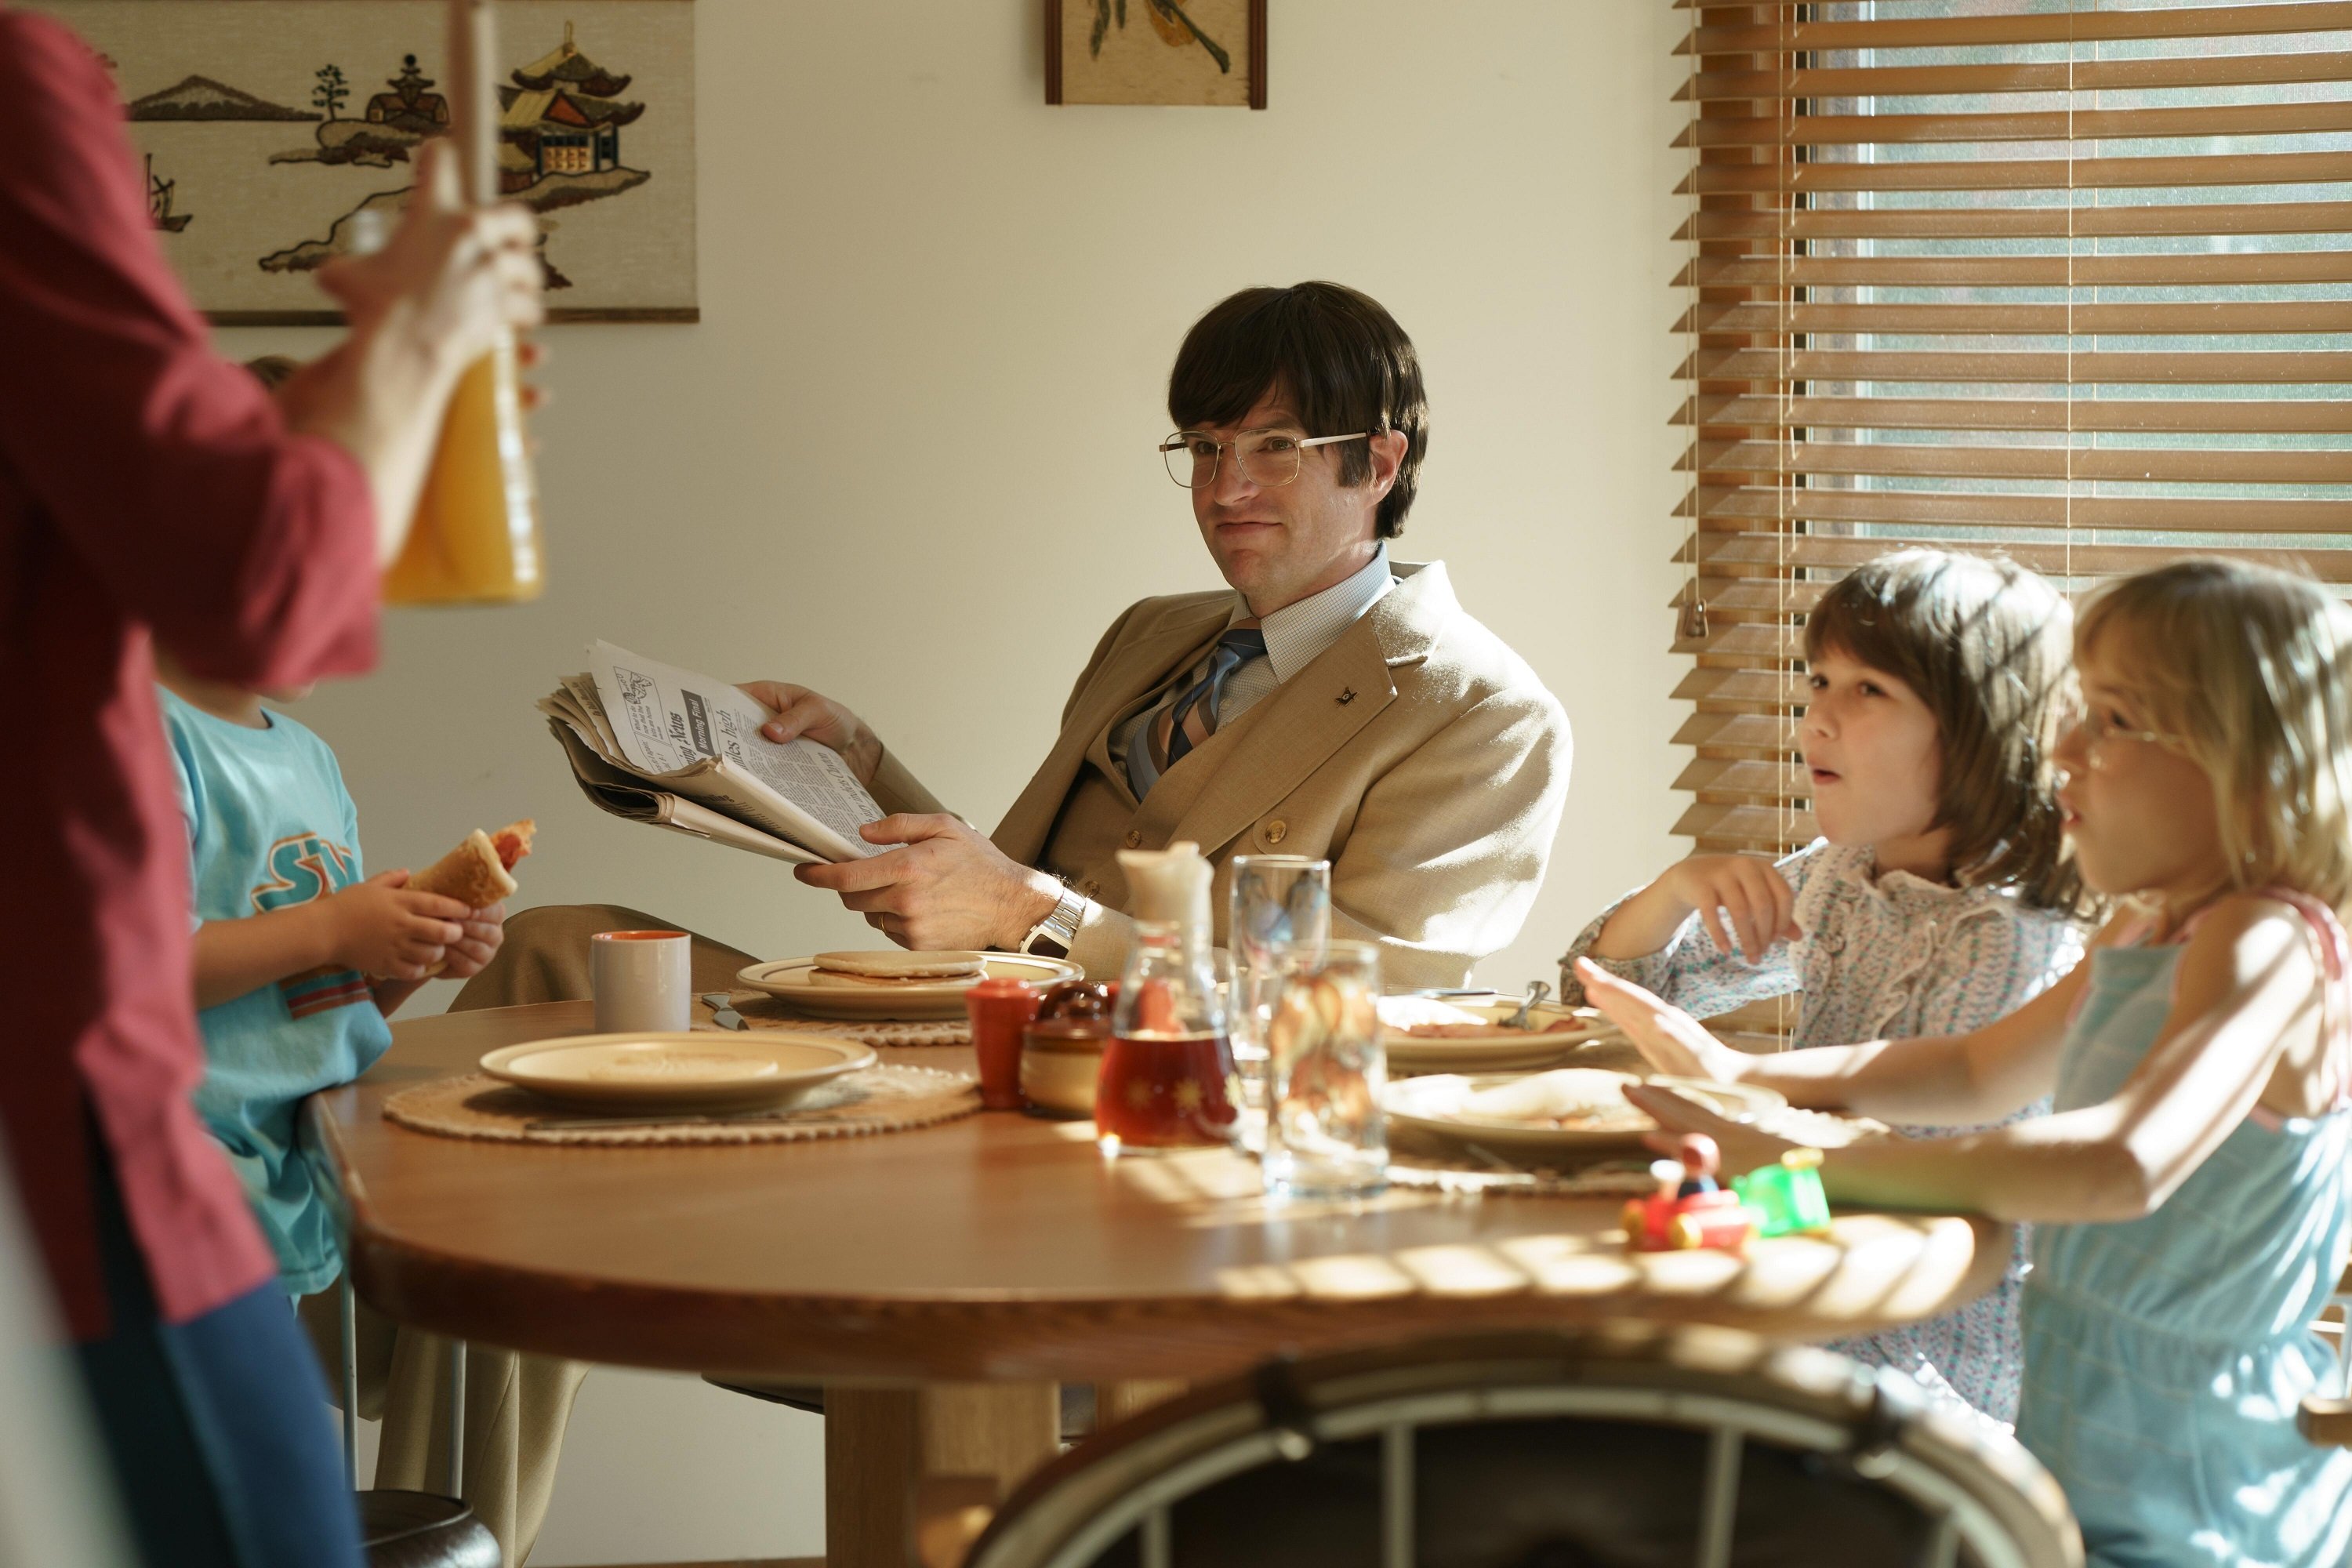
[383,0,543,605]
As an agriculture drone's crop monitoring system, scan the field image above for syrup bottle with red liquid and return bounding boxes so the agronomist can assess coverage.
[1097,842,1238,1156]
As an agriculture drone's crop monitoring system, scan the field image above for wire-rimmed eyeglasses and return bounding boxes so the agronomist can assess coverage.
[1160,428,1369,490]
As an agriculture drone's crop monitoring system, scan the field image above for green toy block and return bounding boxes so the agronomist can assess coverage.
[1734,1148,1831,1238]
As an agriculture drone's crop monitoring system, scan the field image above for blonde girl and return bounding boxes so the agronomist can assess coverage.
[1564,549,2090,1426]
[1582,557,2352,1568]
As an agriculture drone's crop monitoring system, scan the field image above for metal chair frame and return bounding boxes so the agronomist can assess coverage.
[336,1274,466,1497]
[971,1331,2076,1568]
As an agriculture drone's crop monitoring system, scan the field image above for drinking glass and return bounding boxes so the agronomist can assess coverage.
[1261,940,1387,1200]
[1227,856,1331,1083]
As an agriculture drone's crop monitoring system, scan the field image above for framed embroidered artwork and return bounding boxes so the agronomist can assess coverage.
[27,0,699,323]
[1046,0,1266,110]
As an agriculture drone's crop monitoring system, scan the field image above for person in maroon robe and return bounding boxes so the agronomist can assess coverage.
[0,9,542,1565]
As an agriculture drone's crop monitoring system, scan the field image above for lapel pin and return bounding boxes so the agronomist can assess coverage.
[1338,687,1356,706]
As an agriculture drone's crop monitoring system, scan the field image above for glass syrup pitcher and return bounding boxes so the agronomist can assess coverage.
[382,0,544,606]
[1097,843,1240,1156]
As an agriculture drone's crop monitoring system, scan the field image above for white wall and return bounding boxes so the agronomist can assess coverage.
[227,2,1691,1559]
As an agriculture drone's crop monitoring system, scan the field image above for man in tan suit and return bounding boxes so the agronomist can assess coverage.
[748,281,1570,989]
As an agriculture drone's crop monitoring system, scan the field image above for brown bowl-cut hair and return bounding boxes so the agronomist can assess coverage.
[1167,282,1429,539]
[1806,550,2089,916]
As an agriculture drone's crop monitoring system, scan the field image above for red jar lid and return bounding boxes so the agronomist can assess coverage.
[968,977,1037,999]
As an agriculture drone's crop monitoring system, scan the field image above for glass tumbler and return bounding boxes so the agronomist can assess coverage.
[1227,856,1332,1090]
[1261,940,1387,1200]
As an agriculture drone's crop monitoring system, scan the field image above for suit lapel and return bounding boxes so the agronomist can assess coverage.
[1156,562,1457,858]
[992,599,1229,864]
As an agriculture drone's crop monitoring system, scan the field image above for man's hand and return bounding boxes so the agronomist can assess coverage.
[437,900,508,981]
[1573,960,1750,1084]
[796,815,1061,951]
[318,870,469,980]
[739,681,884,787]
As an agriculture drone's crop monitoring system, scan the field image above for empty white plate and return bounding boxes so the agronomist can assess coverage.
[481,1032,877,1114]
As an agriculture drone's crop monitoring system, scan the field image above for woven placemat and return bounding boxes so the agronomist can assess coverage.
[383,1065,978,1146]
[722,991,970,1047]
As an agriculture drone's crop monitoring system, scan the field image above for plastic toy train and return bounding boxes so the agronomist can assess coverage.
[1621,1135,1831,1255]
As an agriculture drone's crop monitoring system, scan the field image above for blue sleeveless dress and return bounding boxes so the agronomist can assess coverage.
[2016,916,2352,1568]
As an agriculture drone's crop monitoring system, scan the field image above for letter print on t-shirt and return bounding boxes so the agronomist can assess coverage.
[252,832,368,1018]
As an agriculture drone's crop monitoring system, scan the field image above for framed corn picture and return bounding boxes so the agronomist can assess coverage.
[27,0,699,324]
[1046,0,1266,110]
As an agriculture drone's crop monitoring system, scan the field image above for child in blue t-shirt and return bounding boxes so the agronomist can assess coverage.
[158,653,507,1297]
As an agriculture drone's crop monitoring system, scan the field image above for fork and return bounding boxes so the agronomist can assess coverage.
[1505,981,1552,1029]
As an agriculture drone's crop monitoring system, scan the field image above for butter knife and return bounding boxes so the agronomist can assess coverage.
[700,991,750,1030]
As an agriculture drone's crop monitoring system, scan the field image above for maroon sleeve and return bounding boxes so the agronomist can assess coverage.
[0,11,379,687]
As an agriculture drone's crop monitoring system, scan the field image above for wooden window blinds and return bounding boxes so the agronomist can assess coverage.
[1671,0,2352,860]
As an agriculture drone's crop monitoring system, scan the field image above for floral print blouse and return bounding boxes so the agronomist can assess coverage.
[1563,839,2085,1428]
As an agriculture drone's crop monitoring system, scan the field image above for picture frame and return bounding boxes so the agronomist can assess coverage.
[31,0,698,325]
[1045,0,1266,111]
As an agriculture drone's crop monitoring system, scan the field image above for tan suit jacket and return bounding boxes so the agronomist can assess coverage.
[869,561,1570,989]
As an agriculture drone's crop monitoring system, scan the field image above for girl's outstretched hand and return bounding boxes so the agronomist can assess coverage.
[1622,1083,1797,1178]
[1574,959,1748,1082]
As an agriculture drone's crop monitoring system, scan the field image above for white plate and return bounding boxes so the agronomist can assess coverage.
[1386,1035,1594,1076]
[481,1033,877,1114]
[1382,1071,1786,1159]
[1381,999,1621,1073]
[735,953,1081,1020]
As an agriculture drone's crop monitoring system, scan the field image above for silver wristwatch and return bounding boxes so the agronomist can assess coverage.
[1018,880,1089,958]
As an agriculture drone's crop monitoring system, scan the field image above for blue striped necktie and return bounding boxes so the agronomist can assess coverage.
[1152,623,1268,771]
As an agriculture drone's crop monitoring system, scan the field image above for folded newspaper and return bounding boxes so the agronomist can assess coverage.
[539,641,888,866]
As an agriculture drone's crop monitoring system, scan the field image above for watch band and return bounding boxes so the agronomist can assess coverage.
[1018,881,1088,958]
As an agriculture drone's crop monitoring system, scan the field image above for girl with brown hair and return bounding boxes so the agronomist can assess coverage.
[1564,549,2090,1428]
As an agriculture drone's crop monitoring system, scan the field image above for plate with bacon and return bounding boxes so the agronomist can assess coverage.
[1377,995,1623,1076]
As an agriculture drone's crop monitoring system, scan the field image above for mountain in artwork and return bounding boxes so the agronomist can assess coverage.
[128,74,318,122]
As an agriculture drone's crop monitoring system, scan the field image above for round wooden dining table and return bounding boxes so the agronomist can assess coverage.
[312,999,2013,1568]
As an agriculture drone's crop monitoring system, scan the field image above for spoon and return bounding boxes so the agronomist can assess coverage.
[1506,981,1552,1030]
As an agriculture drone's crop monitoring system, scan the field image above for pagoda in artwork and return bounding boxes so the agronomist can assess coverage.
[497,22,645,194]
[363,56,452,137]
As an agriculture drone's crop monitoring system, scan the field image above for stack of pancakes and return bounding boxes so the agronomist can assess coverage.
[808,950,987,987]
